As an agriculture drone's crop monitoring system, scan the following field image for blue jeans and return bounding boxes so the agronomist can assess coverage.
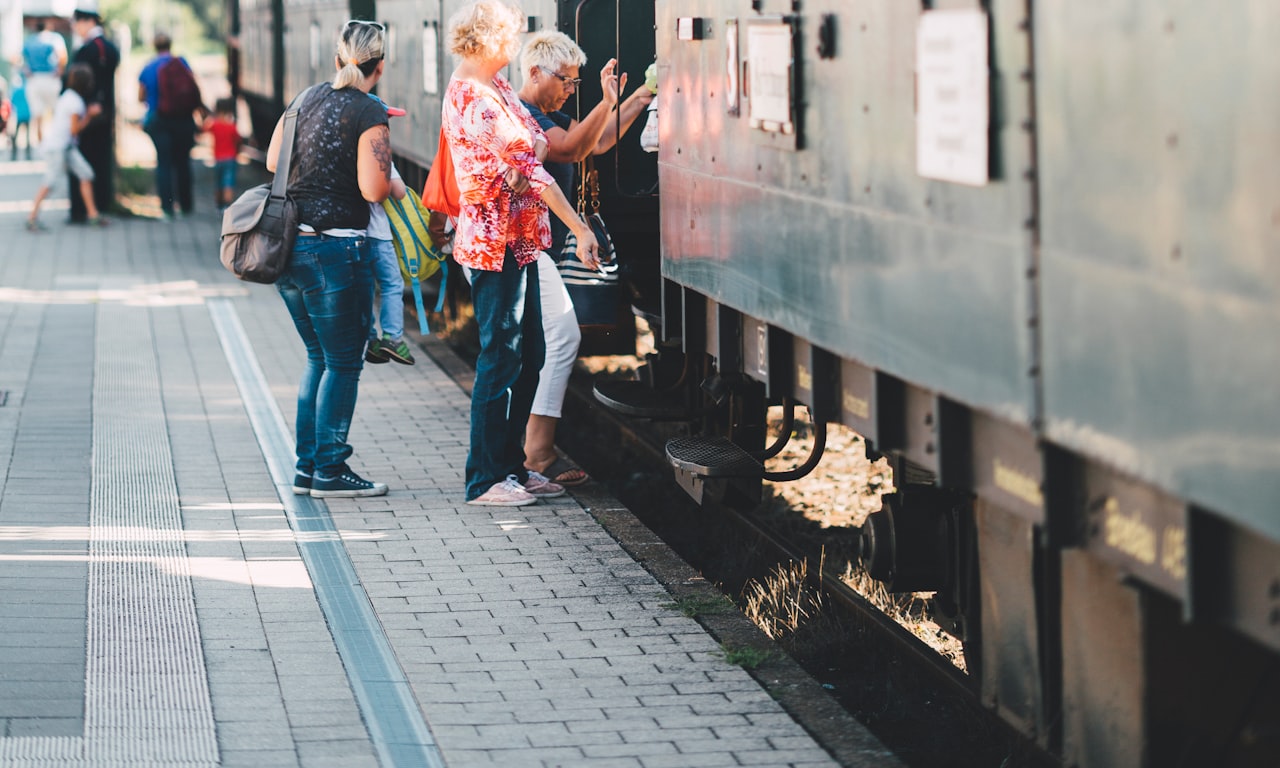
[144,114,196,215]
[276,234,374,479]
[369,237,405,341]
[215,159,237,191]
[465,251,544,500]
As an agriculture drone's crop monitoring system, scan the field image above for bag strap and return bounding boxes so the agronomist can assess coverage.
[584,155,601,214]
[271,85,317,200]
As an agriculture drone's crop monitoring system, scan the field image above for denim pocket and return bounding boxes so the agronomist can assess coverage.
[286,239,325,294]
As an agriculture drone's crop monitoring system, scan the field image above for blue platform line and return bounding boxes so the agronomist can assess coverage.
[208,298,446,768]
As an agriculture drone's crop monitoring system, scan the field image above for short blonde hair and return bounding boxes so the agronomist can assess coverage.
[519,31,585,79]
[447,1,523,63]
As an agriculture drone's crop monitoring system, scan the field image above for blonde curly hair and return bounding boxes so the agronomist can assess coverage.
[447,1,523,63]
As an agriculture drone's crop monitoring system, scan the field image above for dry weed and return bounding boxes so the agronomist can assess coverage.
[742,555,827,641]
[761,409,967,672]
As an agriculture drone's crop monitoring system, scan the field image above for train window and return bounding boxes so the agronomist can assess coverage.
[725,19,740,116]
[422,21,439,95]
[915,9,989,186]
[310,20,321,72]
[746,16,800,149]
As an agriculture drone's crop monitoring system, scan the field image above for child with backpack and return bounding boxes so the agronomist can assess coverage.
[26,64,106,230]
[358,93,416,365]
[202,97,241,210]
[364,158,416,366]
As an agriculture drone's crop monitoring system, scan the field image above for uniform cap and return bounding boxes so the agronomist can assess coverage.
[73,0,101,20]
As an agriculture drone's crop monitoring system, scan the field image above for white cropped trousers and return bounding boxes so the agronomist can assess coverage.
[531,251,581,418]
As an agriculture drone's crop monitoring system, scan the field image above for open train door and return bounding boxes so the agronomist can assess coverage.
[558,0,659,356]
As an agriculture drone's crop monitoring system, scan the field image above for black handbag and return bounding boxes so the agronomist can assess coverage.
[558,158,620,326]
[219,87,312,283]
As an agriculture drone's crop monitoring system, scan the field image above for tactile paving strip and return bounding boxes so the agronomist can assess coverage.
[0,297,218,767]
[85,302,218,763]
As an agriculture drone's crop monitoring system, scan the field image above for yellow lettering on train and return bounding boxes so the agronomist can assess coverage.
[1161,525,1187,582]
[1103,497,1157,566]
[797,365,812,392]
[843,392,870,420]
[992,458,1044,508]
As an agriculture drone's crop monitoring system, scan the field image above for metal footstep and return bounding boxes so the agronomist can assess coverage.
[665,436,763,478]
[593,380,697,421]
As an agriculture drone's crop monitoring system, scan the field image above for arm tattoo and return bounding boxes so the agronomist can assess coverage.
[370,125,392,179]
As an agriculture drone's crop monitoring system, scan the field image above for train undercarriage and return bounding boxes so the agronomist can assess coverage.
[594,287,1280,768]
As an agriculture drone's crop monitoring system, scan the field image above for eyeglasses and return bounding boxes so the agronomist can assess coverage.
[539,66,581,87]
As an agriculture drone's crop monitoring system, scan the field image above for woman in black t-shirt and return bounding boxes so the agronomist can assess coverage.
[264,19,393,499]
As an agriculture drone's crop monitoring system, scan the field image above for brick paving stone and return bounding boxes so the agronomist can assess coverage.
[220,750,301,767]
[639,752,740,768]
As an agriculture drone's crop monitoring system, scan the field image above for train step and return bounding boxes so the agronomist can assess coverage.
[665,436,764,479]
[593,380,696,420]
[631,300,662,328]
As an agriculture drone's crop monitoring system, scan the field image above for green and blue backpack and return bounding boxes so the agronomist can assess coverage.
[382,188,447,335]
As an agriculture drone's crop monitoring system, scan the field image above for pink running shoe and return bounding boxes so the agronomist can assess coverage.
[522,470,565,499]
[468,475,537,506]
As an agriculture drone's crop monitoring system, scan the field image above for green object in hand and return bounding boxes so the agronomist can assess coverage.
[645,62,658,94]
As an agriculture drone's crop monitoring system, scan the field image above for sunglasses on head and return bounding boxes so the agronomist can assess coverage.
[539,66,582,87]
[345,19,384,30]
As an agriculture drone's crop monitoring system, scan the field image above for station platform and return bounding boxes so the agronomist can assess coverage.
[0,156,897,767]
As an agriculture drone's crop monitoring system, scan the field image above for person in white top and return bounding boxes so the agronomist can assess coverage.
[26,64,107,231]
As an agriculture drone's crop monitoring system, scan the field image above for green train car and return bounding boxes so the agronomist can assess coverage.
[628,1,1280,765]
[227,0,1280,764]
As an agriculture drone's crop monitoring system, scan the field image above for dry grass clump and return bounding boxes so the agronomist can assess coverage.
[742,556,827,641]
[759,409,967,672]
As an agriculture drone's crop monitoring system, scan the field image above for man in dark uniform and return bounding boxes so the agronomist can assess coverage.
[68,2,119,223]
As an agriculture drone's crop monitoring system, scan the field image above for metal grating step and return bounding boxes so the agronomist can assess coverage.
[594,380,695,420]
[665,436,763,478]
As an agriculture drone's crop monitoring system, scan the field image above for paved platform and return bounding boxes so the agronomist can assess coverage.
[0,153,898,767]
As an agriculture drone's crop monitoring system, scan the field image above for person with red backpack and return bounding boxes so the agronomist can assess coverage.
[138,32,206,219]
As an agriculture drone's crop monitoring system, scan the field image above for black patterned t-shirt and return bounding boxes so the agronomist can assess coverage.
[287,84,388,231]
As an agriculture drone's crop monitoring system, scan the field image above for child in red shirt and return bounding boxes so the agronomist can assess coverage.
[203,98,241,210]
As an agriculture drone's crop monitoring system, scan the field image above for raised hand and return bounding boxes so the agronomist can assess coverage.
[600,58,622,108]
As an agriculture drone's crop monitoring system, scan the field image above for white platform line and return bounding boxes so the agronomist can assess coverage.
[208,297,445,768]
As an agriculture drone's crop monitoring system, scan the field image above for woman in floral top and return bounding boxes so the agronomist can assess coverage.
[445,0,599,506]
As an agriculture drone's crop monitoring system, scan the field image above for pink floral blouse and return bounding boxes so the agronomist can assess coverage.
[443,73,555,271]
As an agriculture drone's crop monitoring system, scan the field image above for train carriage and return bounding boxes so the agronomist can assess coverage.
[225,0,1280,765]
[636,1,1280,765]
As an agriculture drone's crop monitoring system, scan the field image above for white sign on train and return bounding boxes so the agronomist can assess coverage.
[916,9,989,186]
